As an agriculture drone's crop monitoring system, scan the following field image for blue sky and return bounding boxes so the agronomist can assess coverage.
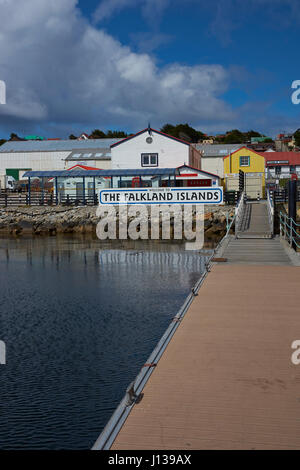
[0,0,299,138]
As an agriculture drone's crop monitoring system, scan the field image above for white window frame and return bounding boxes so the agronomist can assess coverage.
[240,156,250,167]
[141,153,158,167]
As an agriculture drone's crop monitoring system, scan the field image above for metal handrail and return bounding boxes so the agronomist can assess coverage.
[234,191,245,236]
[267,190,274,235]
[280,212,300,249]
[282,213,300,227]
[226,211,236,235]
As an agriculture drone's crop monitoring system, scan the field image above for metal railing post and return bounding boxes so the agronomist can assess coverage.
[279,211,300,251]
[284,214,287,240]
[235,191,245,236]
[289,217,293,246]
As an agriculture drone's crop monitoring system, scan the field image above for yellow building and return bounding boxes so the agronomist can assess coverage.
[223,146,266,199]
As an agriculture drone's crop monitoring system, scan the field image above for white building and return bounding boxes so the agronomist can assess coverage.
[0,138,119,189]
[111,127,201,171]
[264,152,300,179]
[193,143,243,178]
[1,128,227,191]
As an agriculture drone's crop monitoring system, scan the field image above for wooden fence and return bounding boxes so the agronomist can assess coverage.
[0,192,99,207]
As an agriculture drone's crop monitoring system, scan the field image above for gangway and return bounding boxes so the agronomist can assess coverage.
[219,192,295,264]
[235,193,274,239]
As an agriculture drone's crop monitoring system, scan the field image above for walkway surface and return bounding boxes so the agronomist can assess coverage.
[100,200,300,450]
[221,236,292,265]
[236,201,272,239]
[112,264,300,450]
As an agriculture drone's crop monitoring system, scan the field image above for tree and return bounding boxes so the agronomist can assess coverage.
[160,123,205,142]
[160,123,176,136]
[106,130,128,138]
[245,130,262,140]
[90,129,106,139]
[294,129,300,147]
[0,139,6,146]
[9,132,22,141]
[223,129,246,144]
[69,134,77,140]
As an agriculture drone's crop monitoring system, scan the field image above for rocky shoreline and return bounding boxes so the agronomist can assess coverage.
[0,205,235,240]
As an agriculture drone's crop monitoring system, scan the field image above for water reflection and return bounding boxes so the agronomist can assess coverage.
[0,237,211,449]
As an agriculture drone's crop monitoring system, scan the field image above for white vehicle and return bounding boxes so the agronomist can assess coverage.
[0,175,17,191]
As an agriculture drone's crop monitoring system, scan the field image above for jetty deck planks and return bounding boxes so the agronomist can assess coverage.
[112,265,300,450]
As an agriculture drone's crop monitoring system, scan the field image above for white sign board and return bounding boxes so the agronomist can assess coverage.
[99,187,223,205]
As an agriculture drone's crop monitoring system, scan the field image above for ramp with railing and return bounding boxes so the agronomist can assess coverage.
[219,192,294,264]
[235,192,274,239]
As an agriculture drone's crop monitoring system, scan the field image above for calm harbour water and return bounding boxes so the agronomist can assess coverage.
[0,236,210,449]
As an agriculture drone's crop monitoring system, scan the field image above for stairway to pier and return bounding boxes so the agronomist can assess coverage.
[221,236,292,265]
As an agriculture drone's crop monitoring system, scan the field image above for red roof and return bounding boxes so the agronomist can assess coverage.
[177,164,219,179]
[67,164,100,171]
[223,146,264,159]
[66,164,110,179]
[260,152,300,166]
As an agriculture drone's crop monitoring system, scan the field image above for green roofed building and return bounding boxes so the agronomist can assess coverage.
[24,135,45,141]
[251,136,272,143]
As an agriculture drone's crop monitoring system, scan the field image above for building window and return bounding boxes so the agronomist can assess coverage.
[275,166,281,175]
[240,156,250,167]
[141,153,158,167]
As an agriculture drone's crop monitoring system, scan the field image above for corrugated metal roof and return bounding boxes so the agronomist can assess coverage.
[65,149,111,160]
[0,139,120,153]
[23,168,178,178]
[193,143,243,157]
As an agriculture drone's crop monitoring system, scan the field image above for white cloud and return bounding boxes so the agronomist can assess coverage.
[93,0,170,25]
[0,0,236,136]
[129,32,173,53]
[93,0,137,22]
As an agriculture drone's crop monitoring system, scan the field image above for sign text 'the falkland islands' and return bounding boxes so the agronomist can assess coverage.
[99,187,223,205]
